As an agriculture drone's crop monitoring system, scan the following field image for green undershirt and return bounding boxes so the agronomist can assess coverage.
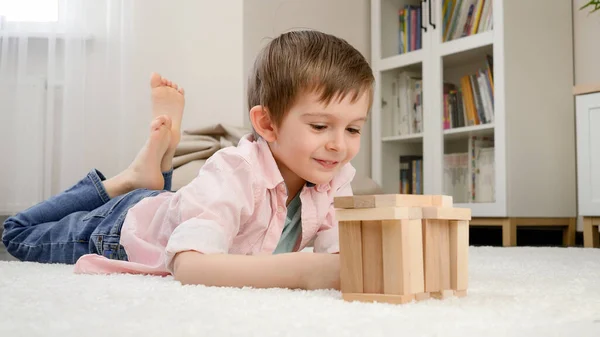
[273,192,302,254]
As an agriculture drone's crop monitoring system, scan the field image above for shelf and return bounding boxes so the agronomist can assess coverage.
[440,30,493,57]
[443,123,494,140]
[378,50,423,72]
[371,0,576,219]
[382,133,423,143]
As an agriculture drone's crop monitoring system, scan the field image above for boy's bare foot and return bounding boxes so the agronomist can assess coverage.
[103,116,172,198]
[150,72,185,172]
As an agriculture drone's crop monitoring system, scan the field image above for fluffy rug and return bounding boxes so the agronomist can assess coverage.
[1,247,599,337]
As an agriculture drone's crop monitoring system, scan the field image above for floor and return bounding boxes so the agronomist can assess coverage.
[3,246,599,336]
[0,215,587,262]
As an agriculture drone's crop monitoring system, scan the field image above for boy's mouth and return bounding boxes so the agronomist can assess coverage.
[314,158,339,169]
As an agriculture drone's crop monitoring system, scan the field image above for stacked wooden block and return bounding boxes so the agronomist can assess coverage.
[334,194,470,305]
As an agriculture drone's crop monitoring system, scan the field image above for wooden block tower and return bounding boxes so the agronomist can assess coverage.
[334,194,470,304]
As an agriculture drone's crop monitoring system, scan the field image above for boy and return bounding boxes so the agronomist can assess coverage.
[2,30,374,290]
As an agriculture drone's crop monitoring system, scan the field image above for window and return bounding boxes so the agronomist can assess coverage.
[0,0,59,23]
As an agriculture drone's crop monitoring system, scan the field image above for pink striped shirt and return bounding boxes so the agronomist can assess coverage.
[73,134,355,275]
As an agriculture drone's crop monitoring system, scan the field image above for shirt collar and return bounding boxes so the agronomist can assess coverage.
[239,133,331,192]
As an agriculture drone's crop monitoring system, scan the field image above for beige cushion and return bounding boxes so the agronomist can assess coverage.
[171,160,207,191]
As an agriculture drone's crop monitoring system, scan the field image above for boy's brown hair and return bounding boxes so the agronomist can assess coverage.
[247,30,374,130]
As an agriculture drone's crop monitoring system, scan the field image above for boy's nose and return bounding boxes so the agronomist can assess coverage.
[326,133,346,153]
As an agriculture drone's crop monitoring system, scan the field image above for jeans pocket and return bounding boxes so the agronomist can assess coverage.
[82,194,127,221]
[93,235,128,261]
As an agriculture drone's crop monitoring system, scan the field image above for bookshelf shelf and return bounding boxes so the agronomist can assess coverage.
[439,30,493,57]
[371,0,576,219]
[379,50,424,72]
[382,133,423,143]
[443,123,494,140]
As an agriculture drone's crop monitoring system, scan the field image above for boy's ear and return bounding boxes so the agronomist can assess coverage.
[249,105,277,142]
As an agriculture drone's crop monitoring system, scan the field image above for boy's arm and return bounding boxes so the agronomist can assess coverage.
[163,151,254,273]
[172,251,340,290]
[313,167,354,254]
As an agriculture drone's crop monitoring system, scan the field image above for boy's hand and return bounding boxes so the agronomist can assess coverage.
[303,253,341,291]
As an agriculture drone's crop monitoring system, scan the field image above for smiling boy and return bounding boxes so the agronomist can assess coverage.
[3,30,374,290]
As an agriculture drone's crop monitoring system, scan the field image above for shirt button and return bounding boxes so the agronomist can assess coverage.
[277,205,285,213]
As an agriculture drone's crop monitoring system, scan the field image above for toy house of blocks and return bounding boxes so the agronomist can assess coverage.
[334,194,470,305]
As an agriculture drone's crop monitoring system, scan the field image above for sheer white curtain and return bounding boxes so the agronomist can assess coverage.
[0,0,136,214]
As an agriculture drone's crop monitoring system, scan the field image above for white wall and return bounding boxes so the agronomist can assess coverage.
[71,0,247,192]
[130,0,245,138]
[75,0,246,189]
[243,0,372,179]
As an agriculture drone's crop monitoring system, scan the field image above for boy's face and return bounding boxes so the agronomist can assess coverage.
[269,91,369,188]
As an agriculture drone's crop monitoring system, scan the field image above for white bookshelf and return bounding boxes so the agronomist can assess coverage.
[370,0,576,220]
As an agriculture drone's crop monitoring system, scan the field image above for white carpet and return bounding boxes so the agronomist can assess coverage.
[1,247,599,337]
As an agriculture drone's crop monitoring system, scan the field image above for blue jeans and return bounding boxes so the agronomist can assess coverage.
[2,169,172,264]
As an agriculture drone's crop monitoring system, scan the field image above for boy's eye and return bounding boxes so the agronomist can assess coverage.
[310,124,327,130]
[347,128,361,134]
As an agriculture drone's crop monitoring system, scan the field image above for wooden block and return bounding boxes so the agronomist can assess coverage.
[339,221,363,293]
[343,293,415,305]
[450,220,469,291]
[353,196,376,208]
[454,290,468,298]
[415,292,431,301]
[379,219,425,297]
[361,220,383,294]
[381,220,410,296]
[334,194,454,209]
[407,219,425,294]
[422,219,451,292]
[333,196,355,209]
[431,289,454,300]
[335,207,422,221]
[431,195,453,207]
[438,221,451,290]
[372,195,433,208]
[422,207,471,220]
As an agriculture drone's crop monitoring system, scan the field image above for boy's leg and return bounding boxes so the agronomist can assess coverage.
[2,116,172,263]
[149,72,185,173]
[162,169,173,192]
[5,169,111,228]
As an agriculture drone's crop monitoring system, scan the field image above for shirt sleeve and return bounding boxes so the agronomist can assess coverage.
[313,172,354,254]
[164,150,255,272]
